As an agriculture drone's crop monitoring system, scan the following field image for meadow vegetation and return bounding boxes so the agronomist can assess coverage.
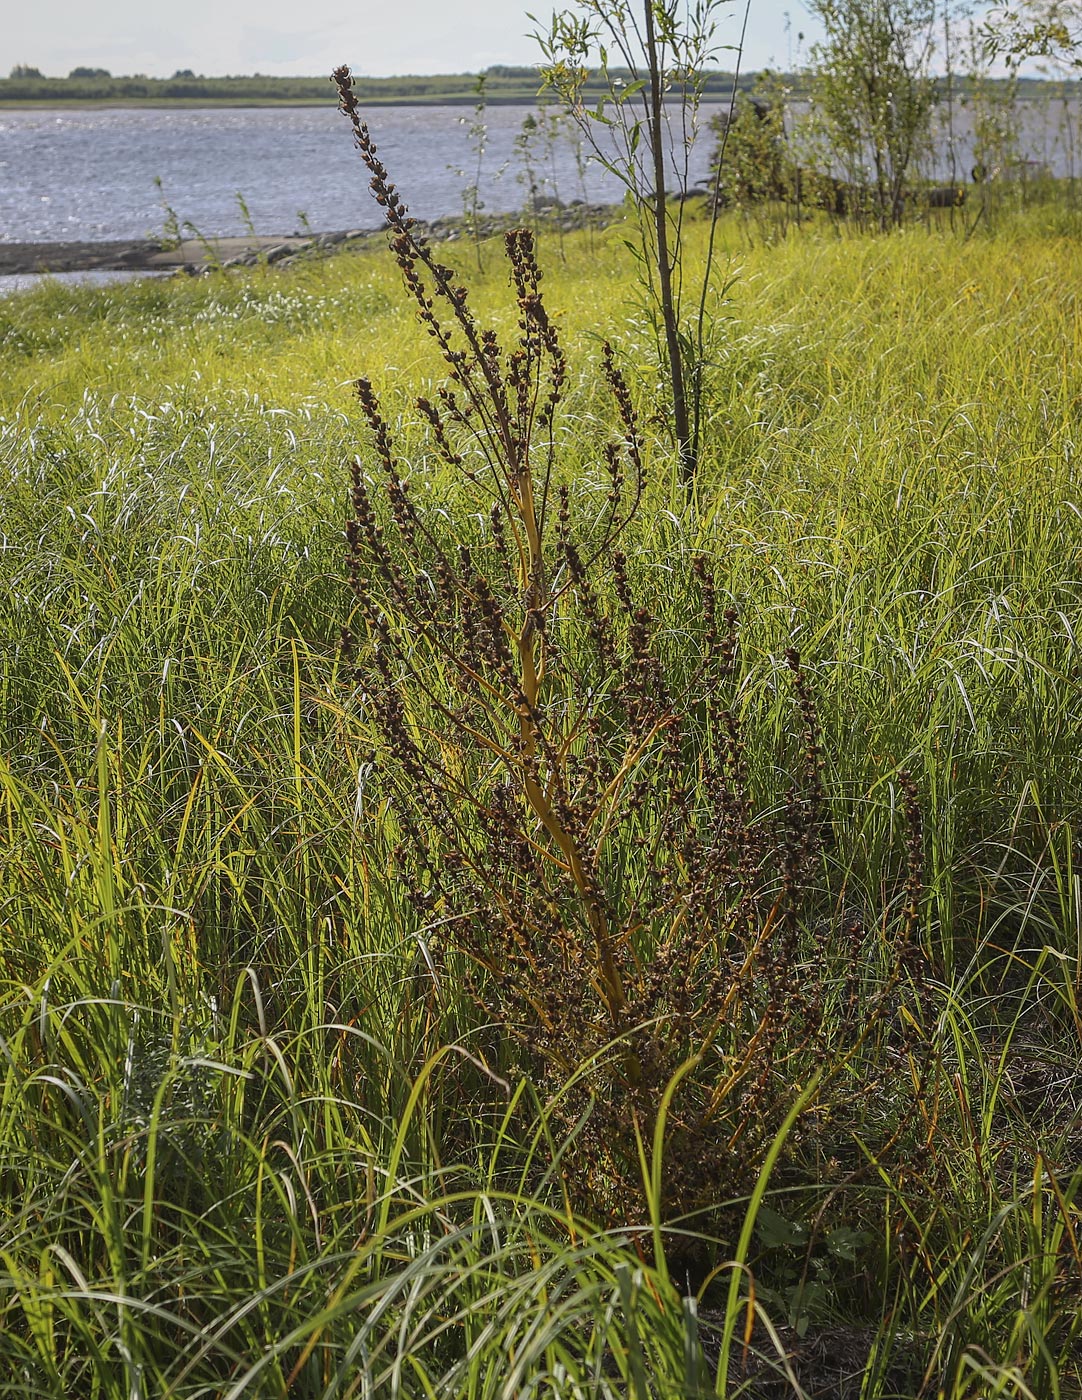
[1,174,1081,1393]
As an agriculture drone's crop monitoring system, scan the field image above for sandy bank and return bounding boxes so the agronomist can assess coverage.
[0,207,623,279]
[0,233,370,277]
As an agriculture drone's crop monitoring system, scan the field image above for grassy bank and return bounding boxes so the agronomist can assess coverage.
[1,206,1081,1396]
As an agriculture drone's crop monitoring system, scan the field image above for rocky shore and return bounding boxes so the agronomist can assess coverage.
[0,204,622,279]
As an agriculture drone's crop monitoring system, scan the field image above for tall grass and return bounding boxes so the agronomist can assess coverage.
[1,202,1080,1394]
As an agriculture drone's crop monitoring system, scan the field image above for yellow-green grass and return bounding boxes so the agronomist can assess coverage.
[1,211,1080,1394]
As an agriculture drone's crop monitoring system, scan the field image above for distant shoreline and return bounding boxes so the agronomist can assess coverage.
[0,71,1054,113]
[0,70,743,110]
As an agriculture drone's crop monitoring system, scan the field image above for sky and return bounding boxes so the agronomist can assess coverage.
[4,1,828,80]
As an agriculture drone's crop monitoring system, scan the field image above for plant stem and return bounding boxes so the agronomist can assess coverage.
[643,0,694,485]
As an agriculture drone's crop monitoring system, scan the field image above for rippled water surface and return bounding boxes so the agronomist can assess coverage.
[0,104,728,244]
[2,97,1079,246]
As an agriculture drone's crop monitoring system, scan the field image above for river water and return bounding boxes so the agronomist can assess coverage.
[0,103,726,245]
[1,95,1079,248]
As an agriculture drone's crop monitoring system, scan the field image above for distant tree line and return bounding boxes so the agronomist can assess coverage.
[0,65,745,105]
[2,50,1045,122]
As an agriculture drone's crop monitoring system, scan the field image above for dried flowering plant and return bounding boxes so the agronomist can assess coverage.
[333,64,930,1238]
